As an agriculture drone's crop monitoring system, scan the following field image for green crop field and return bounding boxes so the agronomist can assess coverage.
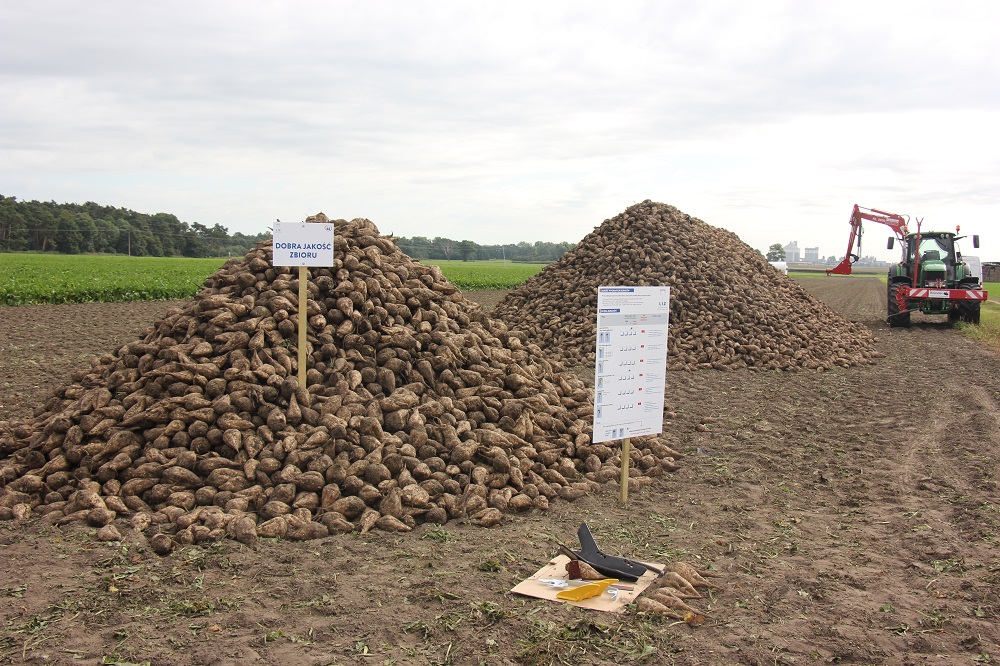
[979,282,1000,347]
[0,254,547,306]
[0,254,228,305]
[789,270,888,283]
[426,260,547,290]
[958,291,999,352]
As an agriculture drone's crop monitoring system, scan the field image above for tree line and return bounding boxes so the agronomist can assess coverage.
[0,195,577,263]
[0,195,269,257]
[394,236,574,262]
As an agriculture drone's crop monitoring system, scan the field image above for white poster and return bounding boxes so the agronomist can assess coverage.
[592,286,670,444]
[273,221,335,266]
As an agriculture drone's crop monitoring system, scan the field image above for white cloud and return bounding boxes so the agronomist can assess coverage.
[1,0,998,261]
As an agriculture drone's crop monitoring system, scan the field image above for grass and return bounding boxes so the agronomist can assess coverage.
[791,270,887,283]
[956,298,1000,352]
[426,259,548,290]
[0,253,228,305]
[0,253,545,305]
[516,616,673,665]
[950,280,999,351]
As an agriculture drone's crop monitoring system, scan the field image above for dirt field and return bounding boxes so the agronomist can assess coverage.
[1,278,998,665]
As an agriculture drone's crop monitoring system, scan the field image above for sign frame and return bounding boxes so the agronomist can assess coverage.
[592,285,671,503]
[272,221,336,385]
[273,222,335,267]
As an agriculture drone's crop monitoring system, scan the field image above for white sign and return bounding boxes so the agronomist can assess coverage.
[273,222,335,266]
[592,286,670,444]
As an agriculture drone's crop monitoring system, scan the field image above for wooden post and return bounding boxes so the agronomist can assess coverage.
[297,265,308,387]
[619,437,631,504]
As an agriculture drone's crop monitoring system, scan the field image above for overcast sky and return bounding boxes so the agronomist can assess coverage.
[2,1,998,261]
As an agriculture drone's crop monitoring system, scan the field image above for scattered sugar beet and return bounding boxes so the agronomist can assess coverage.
[0,216,682,549]
[493,200,880,371]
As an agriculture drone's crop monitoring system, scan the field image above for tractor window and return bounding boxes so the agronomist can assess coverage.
[907,236,957,281]
[909,237,954,263]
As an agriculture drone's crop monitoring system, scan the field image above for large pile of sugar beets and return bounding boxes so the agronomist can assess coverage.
[0,217,680,550]
[493,200,880,371]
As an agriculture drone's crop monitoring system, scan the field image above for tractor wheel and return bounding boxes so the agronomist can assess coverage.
[958,301,982,324]
[956,283,983,325]
[887,283,910,327]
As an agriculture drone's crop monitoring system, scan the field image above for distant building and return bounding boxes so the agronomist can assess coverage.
[804,247,820,262]
[856,256,890,268]
[983,262,1000,282]
[783,241,800,263]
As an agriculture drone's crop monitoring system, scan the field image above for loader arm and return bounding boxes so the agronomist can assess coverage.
[827,205,909,276]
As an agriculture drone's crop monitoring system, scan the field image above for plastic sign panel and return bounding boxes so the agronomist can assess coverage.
[273,221,335,266]
[592,286,670,443]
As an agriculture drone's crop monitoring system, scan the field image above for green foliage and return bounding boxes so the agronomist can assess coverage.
[457,239,478,261]
[766,243,786,262]
[396,235,573,263]
[420,527,454,543]
[0,254,226,305]
[956,299,1000,352]
[0,194,269,257]
[790,270,888,283]
[429,260,546,290]
[0,255,541,306]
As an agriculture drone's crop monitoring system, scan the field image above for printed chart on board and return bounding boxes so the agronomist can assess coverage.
[592,286,671,444]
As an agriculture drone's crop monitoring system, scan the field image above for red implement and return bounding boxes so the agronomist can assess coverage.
[827,205,909,276]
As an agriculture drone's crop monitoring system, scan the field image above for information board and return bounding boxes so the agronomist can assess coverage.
[273,221,335,266]
[592,286,670,443]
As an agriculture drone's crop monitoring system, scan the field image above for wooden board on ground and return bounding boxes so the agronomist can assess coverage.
[511,554,663,613]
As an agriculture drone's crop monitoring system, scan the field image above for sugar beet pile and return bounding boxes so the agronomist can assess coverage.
[0,217,681,548]
[493,201,879,371]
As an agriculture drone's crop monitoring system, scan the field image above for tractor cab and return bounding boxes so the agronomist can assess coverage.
[902,233,956,285]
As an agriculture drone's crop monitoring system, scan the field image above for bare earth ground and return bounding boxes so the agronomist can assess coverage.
[1,279,999,666]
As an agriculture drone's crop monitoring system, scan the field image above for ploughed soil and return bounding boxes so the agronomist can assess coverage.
[1,279,999,665]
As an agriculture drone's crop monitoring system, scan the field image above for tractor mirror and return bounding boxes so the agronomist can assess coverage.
[887,237,894,250]
[973,235,980,248]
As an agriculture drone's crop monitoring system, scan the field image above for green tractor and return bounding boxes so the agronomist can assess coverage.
[828,205,988,327]
[886,230,984,327]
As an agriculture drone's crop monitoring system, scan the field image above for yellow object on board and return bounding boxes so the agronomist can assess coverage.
[556,579,619,602]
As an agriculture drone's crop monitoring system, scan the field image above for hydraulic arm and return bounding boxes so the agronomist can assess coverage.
[826,205,908,276]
